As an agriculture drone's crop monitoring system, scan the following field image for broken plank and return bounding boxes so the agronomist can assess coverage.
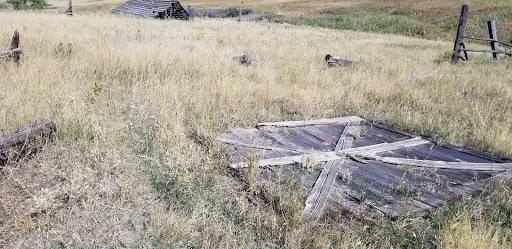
[342,137,429,155]
[1,122,56,164]
[303,124,359,221]
[230,138,429,168]
[368,156,511,171]
[257,116,365,128]
[217,136,318,154]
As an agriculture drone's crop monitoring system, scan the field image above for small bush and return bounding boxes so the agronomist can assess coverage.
[224,8,253,18]
[7,0,47,10]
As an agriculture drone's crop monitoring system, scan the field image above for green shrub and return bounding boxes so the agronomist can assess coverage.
[7,0,47,10]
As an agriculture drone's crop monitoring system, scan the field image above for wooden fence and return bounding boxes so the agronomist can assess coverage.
[0,30,23,63]
[452,4,512,63]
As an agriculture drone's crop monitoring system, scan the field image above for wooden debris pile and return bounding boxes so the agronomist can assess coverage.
[233,53,258,65]
[325,54,359,67]
[218,117,512,221]
[0,122,56,164]
[0,30,23,63]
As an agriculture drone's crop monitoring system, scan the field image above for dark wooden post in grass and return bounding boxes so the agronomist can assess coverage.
[488,20,500,60]
[0,122,56,164]
[452,4,469,63]
[64,0,73,16]
[0,30,23,63]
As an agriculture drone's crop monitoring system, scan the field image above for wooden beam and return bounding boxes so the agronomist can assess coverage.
[303,125,359,221]
[463,36,512,48]
[488,20,500,60]
[230,137,429,168]
[0,122,56,164]
[340,137,429,156]
[217,136,320,154]
[257,116,365,128]
[452,4,469,63]
[461,48,512,56]
[230,151,339,168]
[367,156,511,171]
[0,48,23,58]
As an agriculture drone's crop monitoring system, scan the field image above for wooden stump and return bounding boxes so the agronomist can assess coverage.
[233,53,258,65]
[0,122,56,164]
[325,54,359,67]
[1,30,23,62]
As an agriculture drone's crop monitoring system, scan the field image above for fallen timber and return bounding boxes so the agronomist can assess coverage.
[0,30,23,62]
[218,117,512,221]
[0,122,56,164]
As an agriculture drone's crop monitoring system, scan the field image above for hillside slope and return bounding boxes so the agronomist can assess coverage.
[1,10,512,248]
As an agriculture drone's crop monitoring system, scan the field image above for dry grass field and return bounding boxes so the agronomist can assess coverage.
[1,2,512,249]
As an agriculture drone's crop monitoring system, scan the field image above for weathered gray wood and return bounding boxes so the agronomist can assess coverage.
[488,20,500,60]
[233,53,258,65]
[230,137,429,168]
[335,125,361,151]
[217,136,320,154]
[340,137,429,156]
[463,36,512,48]
[1,31,22,62]
[0,48,23,58]
[325,54,359,67]
[367,156,511,171]
[303,160,342,220]
[452,4,469,63]
[303,125,359,221]
[219,116,512,220]
[258,116,364,128]
[460,48,512,56]
[0,122,56,164]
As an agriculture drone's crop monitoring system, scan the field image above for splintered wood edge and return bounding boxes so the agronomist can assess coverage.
[256,116,365,128]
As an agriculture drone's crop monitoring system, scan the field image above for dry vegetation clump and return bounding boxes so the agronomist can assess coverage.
[0,10,511,248]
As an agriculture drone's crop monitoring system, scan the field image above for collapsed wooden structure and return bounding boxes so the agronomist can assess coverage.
[0,122,56,164]
[325,54,359,67]
[218,117,512,221]
[0,30,23,63]
[452,4,512,63]
[111,0,189,20]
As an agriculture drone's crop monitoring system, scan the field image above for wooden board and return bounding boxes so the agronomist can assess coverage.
[217,116,512,221]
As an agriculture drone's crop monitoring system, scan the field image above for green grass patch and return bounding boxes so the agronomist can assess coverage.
[284,13,442,38]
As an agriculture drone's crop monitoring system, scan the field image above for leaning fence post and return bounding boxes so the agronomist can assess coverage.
[488,20,500,60]
[452,4,469,63]
[10,30,20,63]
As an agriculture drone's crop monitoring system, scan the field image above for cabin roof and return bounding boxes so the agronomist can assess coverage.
[111,0,181,18]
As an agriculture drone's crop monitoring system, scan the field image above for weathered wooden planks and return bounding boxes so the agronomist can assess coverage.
[325,54,359,67]
[218,116,512,221]
[111,0,189,20]
[303,125,360,221]
[258,116,364,128]
[0,122,56,164]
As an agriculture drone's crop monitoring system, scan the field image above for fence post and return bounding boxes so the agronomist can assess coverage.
[452,4,469,63]
[238,8,241,22]
[488,20,500,60]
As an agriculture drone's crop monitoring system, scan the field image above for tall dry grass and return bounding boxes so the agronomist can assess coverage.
[0,10,511,248]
